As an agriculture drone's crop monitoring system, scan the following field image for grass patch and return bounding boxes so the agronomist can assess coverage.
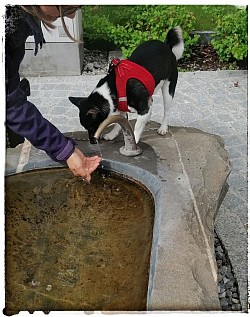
[185,5,240,30]
[82,5,240,31]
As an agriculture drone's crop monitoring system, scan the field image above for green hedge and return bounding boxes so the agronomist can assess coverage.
[82,5,199,59]
[82,5,248,62]
[211,8,248,62]
[108,6,199,59]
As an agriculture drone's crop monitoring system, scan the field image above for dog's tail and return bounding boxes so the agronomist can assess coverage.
[165,26,184,61]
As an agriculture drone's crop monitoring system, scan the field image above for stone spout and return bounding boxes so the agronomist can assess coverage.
[94,115,142,156]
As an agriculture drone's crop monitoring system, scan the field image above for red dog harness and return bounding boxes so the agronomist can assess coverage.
[110,58,155,112]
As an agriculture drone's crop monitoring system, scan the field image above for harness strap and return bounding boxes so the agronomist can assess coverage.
[110,58,155,112]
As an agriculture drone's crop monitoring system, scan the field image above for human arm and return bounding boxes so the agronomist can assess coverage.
[6,90,101,180]
[5,6,101,181]
[6,87,74,160]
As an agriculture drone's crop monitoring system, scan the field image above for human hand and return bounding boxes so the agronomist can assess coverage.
[66,147,102,182]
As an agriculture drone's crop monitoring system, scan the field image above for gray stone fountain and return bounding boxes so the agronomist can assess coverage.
[5,118,231,312]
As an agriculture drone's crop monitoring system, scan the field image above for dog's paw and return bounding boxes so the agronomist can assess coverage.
[157,125,168,135]
[103,132,117,141]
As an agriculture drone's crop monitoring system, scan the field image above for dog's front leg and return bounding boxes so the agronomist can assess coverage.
[134,111,151,144]
[103,111,126,141]
[133,99,152,143]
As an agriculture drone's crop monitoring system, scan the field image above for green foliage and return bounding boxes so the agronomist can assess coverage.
[198,5,238,30]
[82,5,199,59]
[81,6,113,43]
[211,8,248,62]
[81,6,140,47]
[108,6,199,58]
[82,5,247,63]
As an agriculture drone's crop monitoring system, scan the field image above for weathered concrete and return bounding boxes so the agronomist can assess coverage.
[19,42,84,76]
[5,120,231,311]
[189,30,217,45]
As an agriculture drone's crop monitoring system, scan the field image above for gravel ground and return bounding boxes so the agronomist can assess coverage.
[81,46,244,311]
[82,45,247,75]
[82,48,109,75]
[214,232,242,311]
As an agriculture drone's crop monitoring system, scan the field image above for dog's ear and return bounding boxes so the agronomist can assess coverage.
[68,96,87,109]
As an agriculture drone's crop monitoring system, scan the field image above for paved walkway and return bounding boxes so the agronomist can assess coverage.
[26,69,248,311]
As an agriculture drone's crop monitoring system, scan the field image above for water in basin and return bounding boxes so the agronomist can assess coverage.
[5,168,154,312]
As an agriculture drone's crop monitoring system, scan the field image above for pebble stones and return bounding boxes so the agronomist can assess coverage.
[214,232,242,311]
[82,48,109,75]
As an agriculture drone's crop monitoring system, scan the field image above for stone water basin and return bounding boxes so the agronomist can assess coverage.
[5,122,232,312]
[5,167,155,312]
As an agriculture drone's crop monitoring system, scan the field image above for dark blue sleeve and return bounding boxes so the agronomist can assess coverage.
[6,43,75,162]
[6,88,75,162]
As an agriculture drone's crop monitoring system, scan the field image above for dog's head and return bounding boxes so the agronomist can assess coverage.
[69,93,110,143]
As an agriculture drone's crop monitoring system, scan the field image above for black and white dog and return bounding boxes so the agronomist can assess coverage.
[69,26,184,144]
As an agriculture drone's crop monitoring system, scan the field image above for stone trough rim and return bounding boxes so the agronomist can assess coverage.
[5,122,231,311]
[5,158,164,310]
[5,157,221,311]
